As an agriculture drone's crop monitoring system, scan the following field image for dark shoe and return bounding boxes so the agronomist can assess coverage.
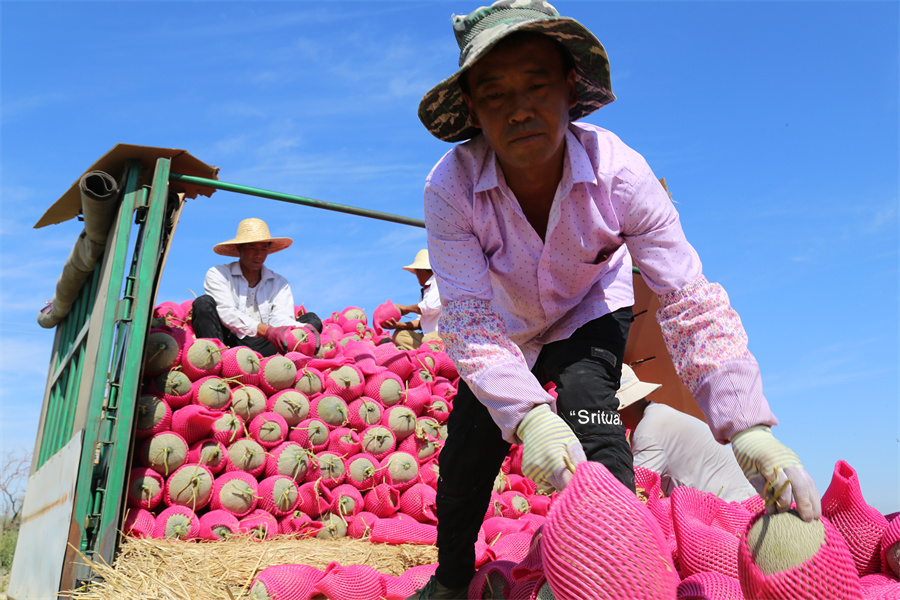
[405,575,469,599]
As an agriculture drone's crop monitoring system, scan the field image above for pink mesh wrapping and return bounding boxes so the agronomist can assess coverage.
[171,404,219,445]
[882,515,900,576]
[210,471,259,518]
[325,364,366,402]
[314,562,387,600]
[507,445,524,476]
[296,480,334,518]
[135,394,172,440]
[211,412,245,446]
[180,337,225,380]
[500,473,537,496]
[677,571,744,600]
[224,438,267,478]
[429,350,457,379]
[198,509,240,540]
[859,573,900,600]
[490,531,534,563]
[331,483,366,519]
[144,327,185,375]
[190,375,232,411]
[363,372,404,408]
[432,378,457,400]
[327,426,362,457]
[279,511,325,538]
[151,371,193,410]
[511,525,545,583]
[258,475,301,516]
[741,494,765,514]
[636,465,674,541]
[152,303,189,329]
[399,483,437,524]
[347,511,379,540]
[359,425,397,460]
[378,350,415,381]
[508,578,540,600]
[284,325,319,356]
[425,396,451,423]
[127,467,165,510]
[344,339,380,375]
[151,505,200,540]
[307,451,346,488]
[188,439,228,475]
[140,431,189,477]
[251,563,324,600]
[264,441,310,482]
[164,463,214,511]
[370,515,438,545]
[542,461,679,600]
[266,389,310,427]
[249,411,289,449]
[738,512,863,600]
[407,365,435,390]
[417,460,440,489]
[259,355,299,396]
[123,508,156,538]
[345,453,381,491]
[219,346,262,387]
[397,432,442,464]
[402,383,432,414]
[671,486,753,579]
[499,490,531,519]
[529,495,552,517]
[822,459,889,576]
[383,563,437,600]
[381,452,420,492]
[483,516,532,542]
[365,483,401,518]
[310,394,351,429]
[239,509,279,540]
[285,350,311,371]
[518,513,547,533]
[372,300,401,336]
[289,417,331,452]
[381,405,418,442]
[295,366,326,396]
[469,560,516,600]
[348,397,384,433]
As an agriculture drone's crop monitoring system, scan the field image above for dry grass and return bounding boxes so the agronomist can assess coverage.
[66,534,437,600]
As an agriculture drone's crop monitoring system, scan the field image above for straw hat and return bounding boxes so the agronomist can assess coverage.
[213,218,293,257]
[616,364,662,410]
[403,249,432,273]
[418,0,615,143]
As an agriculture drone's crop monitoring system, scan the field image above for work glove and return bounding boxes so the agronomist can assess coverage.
[262,325,292,353]
[731,425,821,521]
[516,403,586,492]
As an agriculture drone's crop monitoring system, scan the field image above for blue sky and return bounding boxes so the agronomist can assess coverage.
[1,1,897,513]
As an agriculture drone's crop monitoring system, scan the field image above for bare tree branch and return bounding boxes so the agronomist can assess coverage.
[0,448,33,528]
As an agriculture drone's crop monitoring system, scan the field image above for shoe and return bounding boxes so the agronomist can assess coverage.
[405,575,469,599]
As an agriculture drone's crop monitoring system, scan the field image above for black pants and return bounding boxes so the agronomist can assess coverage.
[434,307,634,589]
[191,294,322,358]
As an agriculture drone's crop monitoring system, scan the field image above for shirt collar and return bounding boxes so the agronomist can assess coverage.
[228,261,274,283]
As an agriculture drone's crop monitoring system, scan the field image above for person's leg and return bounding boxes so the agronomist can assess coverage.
[295,311,323,333]
[434,380,510,589]
[533,307,635,491]
[191,294,277,356]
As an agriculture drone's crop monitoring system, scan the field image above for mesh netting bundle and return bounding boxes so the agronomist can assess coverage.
[171,404,220,445]
[541,461,679,600]
[821,460,889,576]
[469,559,516,600]
[127,467,165,510]
[135,394,172,440]
[370,516,437,546]
[881,515,900,576]
[378,349,415,382]
[314,562,387,600]
[677,571,744,600]
[483,516,532,542]
[528,494,553,517]
[123,508,156,538]
[278,511,325,538]
[152,505,200,540]
[510,525,545,583]
[343,339,380,376]
[372,300,401,336]
[164,463,214,511]
[490,531,534,564]
[859,573,900,600]
[737,510,863,600]
[198,509,240,540]
[250,563,325,600]
[401,383,432,415]
[365,483,401,518]
[383,563,437,600]
[398,483,437,524]
[258,475,301,516]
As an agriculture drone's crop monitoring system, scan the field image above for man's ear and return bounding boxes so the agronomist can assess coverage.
[566,68,577,110]
[462,92,482,129]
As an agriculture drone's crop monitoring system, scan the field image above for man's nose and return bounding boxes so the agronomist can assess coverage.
[507,91,534,124]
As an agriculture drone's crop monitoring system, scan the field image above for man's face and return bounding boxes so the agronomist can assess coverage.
[238,241,270,273]
[462,34,576,179]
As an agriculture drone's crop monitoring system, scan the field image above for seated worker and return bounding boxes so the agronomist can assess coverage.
[383,249,443,350]
[192,218,322,357]
[617,364,757,502]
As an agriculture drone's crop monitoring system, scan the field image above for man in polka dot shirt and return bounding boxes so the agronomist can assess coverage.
[410,2,821,597]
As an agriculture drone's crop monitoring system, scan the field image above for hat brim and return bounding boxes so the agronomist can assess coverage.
[616,381,662,411]
[213,237,293,258]
[418,17,616,143]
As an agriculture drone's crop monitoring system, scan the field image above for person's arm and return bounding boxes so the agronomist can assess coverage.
[263,274,304,329]
[203,265,260,338]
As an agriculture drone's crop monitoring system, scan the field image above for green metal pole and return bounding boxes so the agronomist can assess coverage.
[168,172,426,229]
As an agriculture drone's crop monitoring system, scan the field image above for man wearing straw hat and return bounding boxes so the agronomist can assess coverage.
[192,218,322,357]
[616,364,757,503]
[412,1,821,596]
[383,249,443,349]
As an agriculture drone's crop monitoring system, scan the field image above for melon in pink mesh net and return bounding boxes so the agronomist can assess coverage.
[671,485,754,580]
[381,405,418,442]
[151,370,194,410]
[331,483,365,519]
[211,410,245,446]
[345,453,381,491]
[171,404,220,445]
[379,350,415,382]
[399,483,437,524]
[297,480,335,519]
[311,394,351,429]
[424,396,451,424]
[127,467,165,510]
[381,452,419,492]
[250,563,324,600]
[821,459,889,577]
[343,339,380,375]
[226,438,267,478]
[230,384,267,423]
[469,559,516,600]
[266,389,310,427]
[151,505,200,540]
[737,510,863,600]
[360,425,397,460]
[348,397,383,432]
[249,411,289,449]
[325,364,366,402]
[417,460,440,490]
[289,417,330,452]
[407,363,435,390]
[499,490,532,519]
[295,366,325,396]
[316,512,350,540]
[164,463,214,511]
[265,441,311,482]
[210,471,259,518]
[239,508,279,541]
[372,300,401,335]
[327,426,361,457]
[135,394,172,440]
[283,325,319,356]
[279,511,325,538]
[180,337,225,380]
[123,508,156,538]
[188,439,228,475]
[307,452,347,489]
[541,461,679,600]
[383,563,437,600]
[140,431,188,477]
[859,573,900,600]
[365,483,401,518]
[257,475,300,516]
[259,355,298,395]
[401,383,432,415]
[143,328,185,376]
[219,346,262,387]
[677,571,744,600]
[370,515,438,546]
[364,371,405,407]
[345,511,378,540]
[198,509,240,540]
[397,433,442,464]
[313,561,386,600]
[191,375,232,411]
[529,495,553,519]
[483,516,532,542]
[882,514,900,577]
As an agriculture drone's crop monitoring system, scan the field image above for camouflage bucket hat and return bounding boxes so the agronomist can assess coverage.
[418,0,615,143]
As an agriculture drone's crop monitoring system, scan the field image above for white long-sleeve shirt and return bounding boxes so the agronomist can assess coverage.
[418,275,443,335]
[204,262,304,338]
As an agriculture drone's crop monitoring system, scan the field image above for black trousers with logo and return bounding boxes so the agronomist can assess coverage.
[434,307,634,589]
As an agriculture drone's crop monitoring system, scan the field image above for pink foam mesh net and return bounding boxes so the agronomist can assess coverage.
[127,467,164,510]
[279,511,325,538]
[295,366,326,396]
[383,563,437,600]
[164,462,214,511]
[151,505,200,540]
[307,451,347,489]
[210,471,259,518]
[499,490,531,519]
[289,417,331,453]
[345,453,380,491]
[737,512,863,600]
[296,480,335,519]
[224,438,266,478]
[378,350,415,381]
[249,411,289,449]
[251,563,324,600]
[822,460,889,576]
[370,515,437,545]
[403,383,433,415]
[198,509,240,540]
[151,371,193,410]
[671,485,754,579]
[219,346,262,387]
[528,494,552,518]
[314,562,387,600]
[211,412,245,447]
[259,355,299,396]
[343,339,380,375]
[364,483,401,518]
[188,439,228,475]
[347,511,379,540]
[469,559,516,600]
[239,509,279,540]
[144,327,186,376]
[284,326,319,356]
[180,338,225,380]
[348,398,384,432]
[266,389,310,427]
[264,441,310,482]
[507,578,540,600]
[327,427,361,457]
[257,475,300,516]
[489,531,534,564]
[859,573,900,600]
[331,483,365,519]
[190,375,232,411]
[541,461,679,600]
[171,404,219,445]
[677,571,744,600]
[123,508,156,538]
[881,514,900,576]
[135,394,172,440]
[399,483,437,524]
[483,516,532,542]
[511,525,545,583]
[325,364,366,402]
